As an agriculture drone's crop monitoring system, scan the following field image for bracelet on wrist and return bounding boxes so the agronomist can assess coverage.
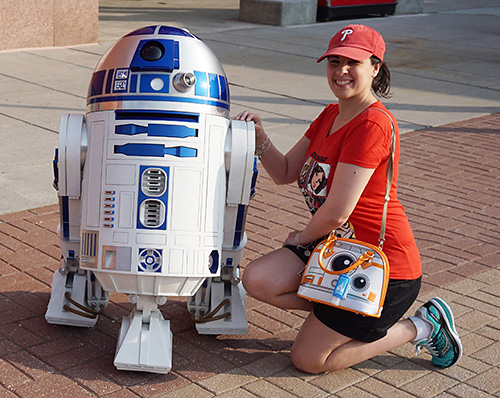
[258,140,272,158]
[254,135,272,158]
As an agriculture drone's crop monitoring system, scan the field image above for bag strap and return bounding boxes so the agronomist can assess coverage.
[367,108,396,249]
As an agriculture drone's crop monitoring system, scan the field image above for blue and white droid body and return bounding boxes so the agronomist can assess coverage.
[46,26,256,374]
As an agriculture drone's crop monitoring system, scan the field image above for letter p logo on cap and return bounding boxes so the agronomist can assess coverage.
[340,29,353,41]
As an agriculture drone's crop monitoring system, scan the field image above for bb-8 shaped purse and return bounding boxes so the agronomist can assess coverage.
[297,235,389,317]
[297,108,395,318]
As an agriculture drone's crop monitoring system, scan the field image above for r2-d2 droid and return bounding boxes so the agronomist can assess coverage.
[45,25,256,374]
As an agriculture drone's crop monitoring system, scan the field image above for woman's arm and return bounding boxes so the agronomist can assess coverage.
[285,162,375,246]
[235,111,309,185]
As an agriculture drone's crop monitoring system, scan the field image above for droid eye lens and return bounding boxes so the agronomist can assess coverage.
[140,41,165,61]
[352,275,369,291]
[331,255,354,271]
[353,277,366,289]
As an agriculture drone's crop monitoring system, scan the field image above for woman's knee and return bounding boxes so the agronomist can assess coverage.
[241,260,266,297]
[290,345,326,374]
[290,346,318,374]
[242,248,305,300]
[290,313,351,374]
[290,345,345,374]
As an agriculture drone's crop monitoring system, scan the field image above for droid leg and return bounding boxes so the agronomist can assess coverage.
[188,120,254,335]
[114,295,172,374]
[46,113,108,327]
[188,237,248,335]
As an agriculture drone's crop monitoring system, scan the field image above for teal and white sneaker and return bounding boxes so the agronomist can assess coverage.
[412,297,463,368]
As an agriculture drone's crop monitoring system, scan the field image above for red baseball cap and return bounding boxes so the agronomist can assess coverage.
[317,24,386,63]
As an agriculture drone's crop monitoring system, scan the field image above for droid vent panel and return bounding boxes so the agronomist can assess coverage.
[142,168,167,196]
[140,199,165,227]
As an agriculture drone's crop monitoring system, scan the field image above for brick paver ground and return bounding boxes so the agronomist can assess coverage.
[1,113,500,397]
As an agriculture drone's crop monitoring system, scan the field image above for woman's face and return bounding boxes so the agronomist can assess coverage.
[310,171,325,191]
[326,55,380,101]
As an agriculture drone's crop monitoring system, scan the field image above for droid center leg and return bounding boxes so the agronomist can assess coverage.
[114,294,173,374]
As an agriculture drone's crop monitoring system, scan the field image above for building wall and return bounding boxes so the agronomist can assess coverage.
[0,0,98,51]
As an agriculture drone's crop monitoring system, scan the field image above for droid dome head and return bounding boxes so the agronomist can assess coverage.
[86,26,230,116]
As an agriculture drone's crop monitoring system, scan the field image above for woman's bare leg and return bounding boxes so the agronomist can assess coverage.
[242,248,313,312]
[291,312,417,374]
[243,249,419,373]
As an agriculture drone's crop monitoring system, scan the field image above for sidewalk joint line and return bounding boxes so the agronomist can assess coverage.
[0,111,58,134]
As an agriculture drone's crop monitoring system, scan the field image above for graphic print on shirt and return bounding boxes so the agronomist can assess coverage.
[298,156,357,239]
[334,221,356,239]
[298,156,330,214]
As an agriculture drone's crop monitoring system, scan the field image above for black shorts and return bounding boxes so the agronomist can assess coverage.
[284,243,422,343]
[314,277,421,342]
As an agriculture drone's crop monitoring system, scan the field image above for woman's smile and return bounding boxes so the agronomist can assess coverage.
[335,79,352,86]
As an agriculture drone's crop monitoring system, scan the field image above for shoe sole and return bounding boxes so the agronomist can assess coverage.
[429,297,463,368]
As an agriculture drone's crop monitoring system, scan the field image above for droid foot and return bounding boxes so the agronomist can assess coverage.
[45,270,99,327]
[114,296,173,374]
[189,277,248,335]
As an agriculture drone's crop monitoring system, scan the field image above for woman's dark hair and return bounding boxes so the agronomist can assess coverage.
[371,56,391,98]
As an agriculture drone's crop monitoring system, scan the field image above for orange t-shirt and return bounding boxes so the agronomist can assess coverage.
[299,101,421,280]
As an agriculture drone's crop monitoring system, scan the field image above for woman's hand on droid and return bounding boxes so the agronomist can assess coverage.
[234,111,266,145]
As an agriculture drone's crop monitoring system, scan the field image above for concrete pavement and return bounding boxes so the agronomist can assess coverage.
[1,0,500,215]
[1,0,500,396]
